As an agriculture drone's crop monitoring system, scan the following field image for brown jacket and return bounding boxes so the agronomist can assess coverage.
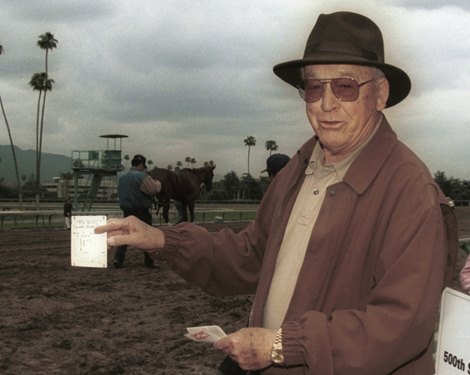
[159,117,458,374]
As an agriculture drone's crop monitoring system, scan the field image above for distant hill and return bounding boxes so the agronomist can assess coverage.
[0,145,72,184]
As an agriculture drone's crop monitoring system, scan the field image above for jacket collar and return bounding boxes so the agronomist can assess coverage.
[297,115,398,195]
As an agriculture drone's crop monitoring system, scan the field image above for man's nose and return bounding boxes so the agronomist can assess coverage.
[320,83,339,111]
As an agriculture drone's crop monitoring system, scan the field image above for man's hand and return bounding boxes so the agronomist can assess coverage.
[214,327,277,371]
[94,215,165,250]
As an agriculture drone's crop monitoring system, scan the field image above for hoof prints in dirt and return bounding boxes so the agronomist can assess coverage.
[0,223,251,374]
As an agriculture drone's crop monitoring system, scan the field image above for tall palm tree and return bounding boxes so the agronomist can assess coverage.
[29,72,54,207]
[265,140,278,155]
[175,160,183,172]
[243,136,256,175]
[185,156,191,167]
[190,158,196,168]
[0,45,23,206]
[37,32,58,77]
[32,32,58,208]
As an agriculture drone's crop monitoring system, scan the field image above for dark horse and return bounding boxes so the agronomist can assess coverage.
[148,165,216,223]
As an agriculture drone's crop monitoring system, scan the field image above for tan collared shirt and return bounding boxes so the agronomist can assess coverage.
[263,117,382,329]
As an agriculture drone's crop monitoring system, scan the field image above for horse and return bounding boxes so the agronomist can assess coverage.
[148,165,216,223]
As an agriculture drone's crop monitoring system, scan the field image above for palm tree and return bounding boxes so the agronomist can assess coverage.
[185,156,191,167]
[123,154,130,167]
[29,72,54,207]
[27,32,58,208]
[147,160,154,170]
[190,158,196,168]
[243,136,256,175]
[175,160,183,172]
[265,140,278,155]
[37,32,58,77]
[0,45,23,206]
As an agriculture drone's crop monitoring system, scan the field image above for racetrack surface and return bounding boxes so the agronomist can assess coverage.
[1,209,469,374]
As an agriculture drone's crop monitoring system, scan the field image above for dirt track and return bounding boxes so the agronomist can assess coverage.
[1,209,469,375]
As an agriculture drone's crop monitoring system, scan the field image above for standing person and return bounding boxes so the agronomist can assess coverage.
[63,196,73,230]
[460,254,470,293]
[96,11,458,374]
[261,153,291,180]
[114,154,161,268]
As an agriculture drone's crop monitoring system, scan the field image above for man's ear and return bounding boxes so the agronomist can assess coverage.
[376,77,390,111]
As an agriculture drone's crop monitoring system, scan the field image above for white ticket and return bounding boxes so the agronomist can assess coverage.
[71,215,107,268]
[184,325,227,343]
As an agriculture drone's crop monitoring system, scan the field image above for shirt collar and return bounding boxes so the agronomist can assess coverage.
[305,114,383,180]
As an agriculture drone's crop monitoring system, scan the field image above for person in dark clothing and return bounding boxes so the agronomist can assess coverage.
[114,154,161,268]
[262,154,291,180]
[63,197,73,230]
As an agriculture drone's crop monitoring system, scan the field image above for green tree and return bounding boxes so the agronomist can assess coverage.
[222,171,241,200]
[0,45,23,206]
[265,140,278,155]
[185,156,191,167]
[243,136,256,175]
[175,160,183,172]
[190,158,196,168]
[240,173,263,200]
[123,154,130,166]
[147,160,154,170]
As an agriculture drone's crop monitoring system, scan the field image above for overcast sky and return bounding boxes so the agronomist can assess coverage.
[0,0,469,180]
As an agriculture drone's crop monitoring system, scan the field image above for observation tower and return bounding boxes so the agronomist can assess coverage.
[71,134,128,210]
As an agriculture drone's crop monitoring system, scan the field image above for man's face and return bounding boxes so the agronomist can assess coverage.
[303,64,389,162]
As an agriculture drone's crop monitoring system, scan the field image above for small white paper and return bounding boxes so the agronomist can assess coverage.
[435,287,470,374]
[71,215,107,268]
[184,325,227,343]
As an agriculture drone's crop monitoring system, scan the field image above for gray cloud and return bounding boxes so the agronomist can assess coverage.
[0,0,469,181]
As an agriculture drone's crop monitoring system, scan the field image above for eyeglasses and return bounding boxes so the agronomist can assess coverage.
[298,77,376,103]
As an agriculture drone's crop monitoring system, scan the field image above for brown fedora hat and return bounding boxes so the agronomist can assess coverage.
[273,11,411,107]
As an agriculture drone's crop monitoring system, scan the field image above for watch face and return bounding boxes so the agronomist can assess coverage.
[271,348,284,364]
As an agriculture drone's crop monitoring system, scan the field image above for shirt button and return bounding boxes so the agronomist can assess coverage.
[313,188,320,195]
[329,189,336,196]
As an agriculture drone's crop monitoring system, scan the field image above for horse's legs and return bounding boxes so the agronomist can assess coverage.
[180,201,189,222]
[162,203,170,223]
[188,201,195,222]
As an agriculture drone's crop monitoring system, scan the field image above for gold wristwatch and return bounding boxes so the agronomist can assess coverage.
[270,328,284,364]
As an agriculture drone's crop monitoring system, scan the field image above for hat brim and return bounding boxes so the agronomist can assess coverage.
[273,57,411,108]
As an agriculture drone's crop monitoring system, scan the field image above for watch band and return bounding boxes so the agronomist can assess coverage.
[270,328,284,364]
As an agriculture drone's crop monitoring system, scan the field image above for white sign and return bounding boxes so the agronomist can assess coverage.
[435,287,470,374]
[71,215,107,268]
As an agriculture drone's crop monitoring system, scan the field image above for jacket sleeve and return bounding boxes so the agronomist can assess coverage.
[281,179,449,374]
[156,222,264,296]
[155,173,286,296]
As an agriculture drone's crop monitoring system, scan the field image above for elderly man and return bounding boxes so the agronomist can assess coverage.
[96,11,457,374]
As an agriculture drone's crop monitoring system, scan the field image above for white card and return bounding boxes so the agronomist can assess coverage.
[184,325,227,343]
[71,215,107,268]
[435,287,470,374]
